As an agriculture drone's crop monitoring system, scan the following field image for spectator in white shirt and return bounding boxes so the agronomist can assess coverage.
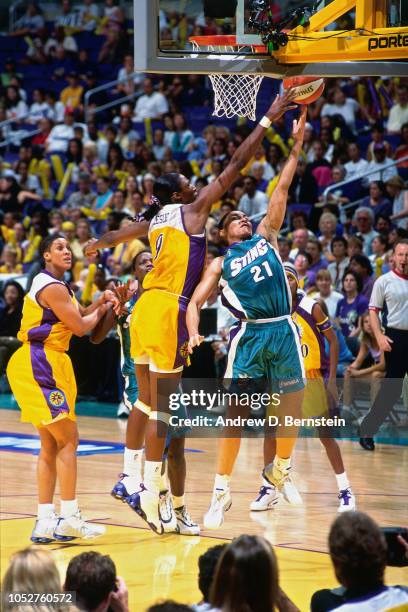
[4,86,28,121]
[46,111,75,153]
[353,207,379,255]
[55,0,80,29]
[12,2,45,37]
[133,78,169,122]
[366,143,398,183]
[115,55,144,96]
[44,91,65,124]
[78,0,99,31]
[28,88,50,124]
[321,87,372,134]
[387,85,408,134]
[313,269,344,318]
[238,176,268,217]
[344,142,369,180]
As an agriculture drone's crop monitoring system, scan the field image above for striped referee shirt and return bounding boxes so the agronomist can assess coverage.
[369,270,408,330]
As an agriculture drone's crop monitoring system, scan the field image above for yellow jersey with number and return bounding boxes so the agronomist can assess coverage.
[18,271,77,352]
[143,204,206,299]
[292,292,331,373]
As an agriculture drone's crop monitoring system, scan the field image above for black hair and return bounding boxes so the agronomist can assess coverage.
[342,269,363,293]
[66,138,83,164]
[2,280,25,307]
[65,552,116,610]
[147,603,194,612]
[142,173,182,222]
[198,544,227,602]
[331,236,348,251]
[350,253,373,276]
[295,250,312,266]
[39,233,66,264]
[131,249,151,272]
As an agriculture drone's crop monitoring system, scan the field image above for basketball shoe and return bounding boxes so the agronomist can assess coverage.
[203,488,232,529]
[53,510,106,540]
[250,480,280,511]
[111,473,130,501]
[159,490,178,533]
[127,485,163,535]
[175,506,200,535]
[31,513,58,544]
[338,488,356,512]
[263,462,303,506]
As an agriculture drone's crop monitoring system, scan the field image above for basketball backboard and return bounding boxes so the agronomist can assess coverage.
[134,0,408,77]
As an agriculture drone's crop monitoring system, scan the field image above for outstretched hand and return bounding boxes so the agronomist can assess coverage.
[291,106,307,143]
[267,89,297,121]
[84,238,99,258]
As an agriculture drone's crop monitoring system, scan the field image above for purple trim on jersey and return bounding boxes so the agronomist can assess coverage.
[220,291,245,320]
[30,343,68,418]
[181,235,207,299]
[297,301,329,371]
[28,308,59,343]
[173,297,189,369]
[227,321,242,352]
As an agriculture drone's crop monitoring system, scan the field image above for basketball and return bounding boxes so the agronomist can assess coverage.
[283,76,325,104]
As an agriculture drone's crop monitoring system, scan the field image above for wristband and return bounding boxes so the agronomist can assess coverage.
[259,115,272,129]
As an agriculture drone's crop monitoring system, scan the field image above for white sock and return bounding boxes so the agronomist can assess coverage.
[123,447,143,479]
[173,495,184,509]
[144,460,162,493]
[214,473,230,491]
[336,472,350,491]
[275,456,291,471]
[159,459,168,491]
[37,503,55,519]
[60,499,78,518]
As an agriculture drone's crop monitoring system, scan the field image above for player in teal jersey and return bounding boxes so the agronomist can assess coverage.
[91,250,199,535]
[187,108,307,529]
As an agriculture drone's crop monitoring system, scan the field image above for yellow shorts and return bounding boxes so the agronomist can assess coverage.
[130,289,190,373]
[7,343,77,428]
[302,368,328,418]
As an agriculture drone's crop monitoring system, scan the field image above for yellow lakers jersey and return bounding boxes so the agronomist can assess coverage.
[18,272,77,352]
[143,204,206,298]
[292,292,331,372]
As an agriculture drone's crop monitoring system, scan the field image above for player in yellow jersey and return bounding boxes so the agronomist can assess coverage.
[85,91,297,534]
[7,234,118,542]
[251,262,356,513]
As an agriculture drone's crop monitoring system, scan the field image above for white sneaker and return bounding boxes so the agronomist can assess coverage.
[175,506,200,535]
[128,486,163,535]
[338,488,356,512]
[31,513,58,544]
[54,510,106,541]
[117,401,130,418]
[250,484,280,511]
[203,489,232,529]
[159,490,178,533]
[263,464,303,506]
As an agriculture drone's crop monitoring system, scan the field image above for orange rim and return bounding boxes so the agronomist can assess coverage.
[189,35,266,53]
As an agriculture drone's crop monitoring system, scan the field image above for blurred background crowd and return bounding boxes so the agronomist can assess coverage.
[0,0,407,409]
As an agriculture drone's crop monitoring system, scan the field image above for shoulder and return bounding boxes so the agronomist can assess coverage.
[298,294,316,314]
[29,272,69,305]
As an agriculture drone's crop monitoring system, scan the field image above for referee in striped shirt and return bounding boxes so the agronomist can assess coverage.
[360,240,408,450]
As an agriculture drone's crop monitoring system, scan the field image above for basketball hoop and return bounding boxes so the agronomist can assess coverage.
[190,36,266,121]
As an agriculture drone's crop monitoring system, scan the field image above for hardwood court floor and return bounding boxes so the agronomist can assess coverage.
[1,408,407,611]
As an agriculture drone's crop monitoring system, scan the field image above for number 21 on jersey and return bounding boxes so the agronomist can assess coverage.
[250,261,273,283]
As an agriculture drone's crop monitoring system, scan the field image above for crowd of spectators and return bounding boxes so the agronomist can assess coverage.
[0,3,407,405]
[1,512,408,611]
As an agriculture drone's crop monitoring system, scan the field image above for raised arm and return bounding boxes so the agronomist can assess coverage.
[257,107,307,248]
[40,284,108,337]
[84,219,150,257]
[186,257,223,353]
[183,91,297,234]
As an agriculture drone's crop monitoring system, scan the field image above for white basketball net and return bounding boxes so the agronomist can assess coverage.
[191,40,264,121]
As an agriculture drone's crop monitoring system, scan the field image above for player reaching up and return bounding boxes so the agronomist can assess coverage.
[85,90,297,534]
[186,108,307,529]
[251,263,356,513]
